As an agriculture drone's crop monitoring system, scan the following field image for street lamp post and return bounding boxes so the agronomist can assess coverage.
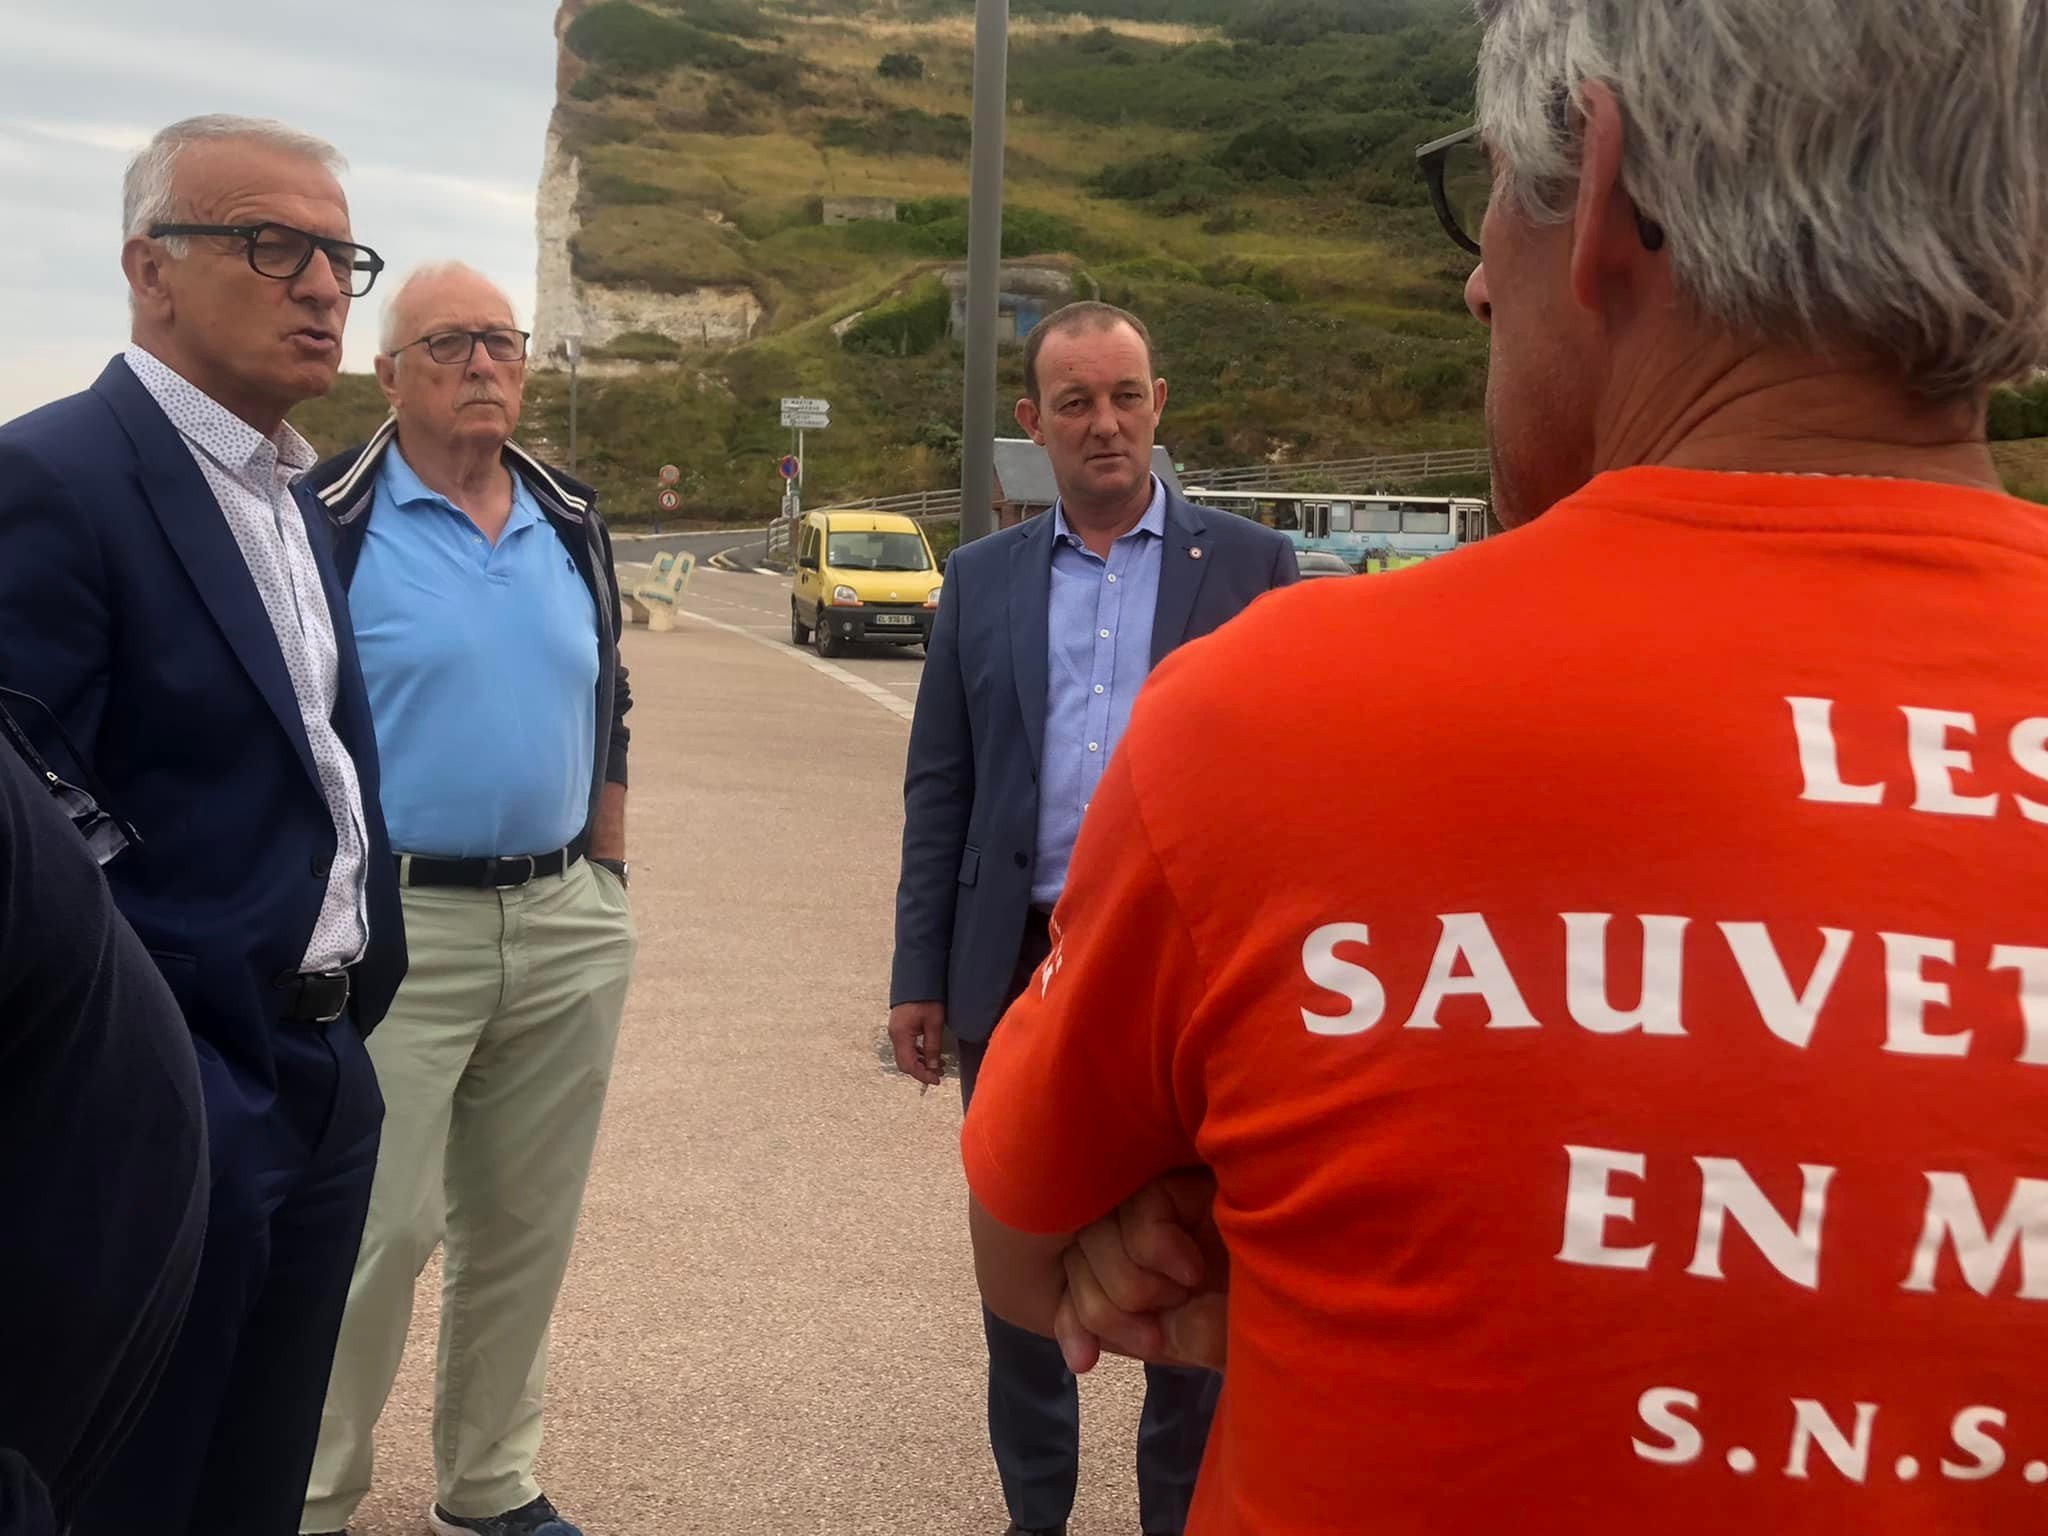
[564,332,582,476]
[958,0,1009,547]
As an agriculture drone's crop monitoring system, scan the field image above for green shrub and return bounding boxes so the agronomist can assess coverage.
[1230,1,1439,45]
[565,2,750,74]
[1215,120,1319,182]
[1090,154,1233,214]
[1008,18,1475,130]
[842,279,952,357]
[913,419,963,475]
[820,109,971,158]
[1988,379,2048,441]
[731,51,809,99]
[840,199,1085,260]
[1102,256,1203,286]
[1091,154,1197,201]
[1393,357,1483,412]
[1201,260,1301,303]
[1236,1,1344,46]
[877,50,926,79]
[584,169,668,205]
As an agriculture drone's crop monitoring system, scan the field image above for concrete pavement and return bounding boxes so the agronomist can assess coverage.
[345,585,1154,1535]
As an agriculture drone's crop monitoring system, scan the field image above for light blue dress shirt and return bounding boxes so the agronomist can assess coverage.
[349,447,598,858]
[1032,476,1167,907]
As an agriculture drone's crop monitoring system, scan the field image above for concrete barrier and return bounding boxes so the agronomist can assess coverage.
[632,551,696,633]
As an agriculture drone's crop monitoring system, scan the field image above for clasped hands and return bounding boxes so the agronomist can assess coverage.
[1052,1169,1229,1376]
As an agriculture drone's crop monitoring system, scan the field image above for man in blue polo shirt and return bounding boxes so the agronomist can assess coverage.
[296,262,637,1536]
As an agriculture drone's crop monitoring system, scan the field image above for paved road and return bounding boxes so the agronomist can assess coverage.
[349,587,1151,1536]
[624,562,929,718]
[614,525,771,568]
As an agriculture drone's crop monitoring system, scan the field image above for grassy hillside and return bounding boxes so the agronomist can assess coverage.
[299,0,1491,523]
[287,0,2048,525]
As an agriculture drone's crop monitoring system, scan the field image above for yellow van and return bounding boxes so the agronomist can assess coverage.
[789,509,943,657]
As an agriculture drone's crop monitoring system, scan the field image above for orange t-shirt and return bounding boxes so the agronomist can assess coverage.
[963,468,2048,1534]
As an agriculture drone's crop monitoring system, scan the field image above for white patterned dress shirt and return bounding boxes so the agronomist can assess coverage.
[125,345,370,972]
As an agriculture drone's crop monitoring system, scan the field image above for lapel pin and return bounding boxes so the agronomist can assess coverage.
[1190,546,1204,560]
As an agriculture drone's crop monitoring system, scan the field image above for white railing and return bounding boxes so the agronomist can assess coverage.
[1178,448,1490,491]
[725,448,1490,563]
[817,448,1488,523]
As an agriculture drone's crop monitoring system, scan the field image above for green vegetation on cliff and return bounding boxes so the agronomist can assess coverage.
[288,0,2043,523]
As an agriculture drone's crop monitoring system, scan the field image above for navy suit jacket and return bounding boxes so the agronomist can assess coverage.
[0,358,406,1085]
[891,486,1296,1042]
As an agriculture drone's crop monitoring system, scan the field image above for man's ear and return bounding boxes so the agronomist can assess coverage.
[373,353,401,410]
[1015,396,1044,444]
[1152,377,1168,421]
[1568,80,1649,316]
[121,237,174,326]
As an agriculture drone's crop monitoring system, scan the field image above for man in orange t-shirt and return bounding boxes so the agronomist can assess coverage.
[959,1,2048,1531]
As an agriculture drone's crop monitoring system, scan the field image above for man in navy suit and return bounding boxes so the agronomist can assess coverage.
[0,115,405,1536]
[889,302,1295,1536]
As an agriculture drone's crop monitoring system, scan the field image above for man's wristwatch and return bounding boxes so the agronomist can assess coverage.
[593,857,630,889]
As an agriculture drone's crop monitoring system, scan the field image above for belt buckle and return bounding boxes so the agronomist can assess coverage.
[311,970,350,1025]
[492,855,535,888]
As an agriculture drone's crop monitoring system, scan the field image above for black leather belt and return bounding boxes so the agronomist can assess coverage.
[276,968,350,1025]
[398,834,589,891]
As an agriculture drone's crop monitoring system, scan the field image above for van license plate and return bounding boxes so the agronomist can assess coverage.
[875,615,915,626]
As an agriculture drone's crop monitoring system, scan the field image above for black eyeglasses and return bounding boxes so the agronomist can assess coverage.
[1414,123,1665,259]
[393,329,532,366]
[0,688,139,868]
[148,221,386,297]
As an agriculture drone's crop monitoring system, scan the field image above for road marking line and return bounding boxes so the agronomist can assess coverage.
[677,609,916,723]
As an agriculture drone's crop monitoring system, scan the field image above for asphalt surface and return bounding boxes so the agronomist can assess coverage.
[632,561,930,718]
[346,570,1153,1536]
[613,525,771,569]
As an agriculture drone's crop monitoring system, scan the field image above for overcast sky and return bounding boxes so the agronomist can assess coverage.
[0,0,559,420]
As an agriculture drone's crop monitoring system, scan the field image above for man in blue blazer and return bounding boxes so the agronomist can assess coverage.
[889,303,1295,1536]
[0,116,404,1536]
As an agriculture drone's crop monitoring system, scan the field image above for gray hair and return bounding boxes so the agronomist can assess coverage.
[1477,0,2048,397]
[124,115,347,258]
[378,261,521,354]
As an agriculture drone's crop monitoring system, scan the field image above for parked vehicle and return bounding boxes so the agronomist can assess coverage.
[790,510,943,657]
[1295,550,1357,579]
[1185,488,1492,567]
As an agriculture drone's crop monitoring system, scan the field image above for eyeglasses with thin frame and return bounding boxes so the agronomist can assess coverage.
[147,221,385,298]
[1414,122,1666,259]
[393,329,532,367]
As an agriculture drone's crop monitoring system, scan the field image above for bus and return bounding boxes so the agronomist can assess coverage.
[1181,488,1492,570]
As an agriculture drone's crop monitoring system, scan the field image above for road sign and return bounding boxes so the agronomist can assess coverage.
[782,410,830,430]
[658,489,681,512]
[658,464,680,486]
[779,455,800,481]
[781,396,829,413]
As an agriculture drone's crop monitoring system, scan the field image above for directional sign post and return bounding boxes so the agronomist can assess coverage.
[778,397,831,525]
